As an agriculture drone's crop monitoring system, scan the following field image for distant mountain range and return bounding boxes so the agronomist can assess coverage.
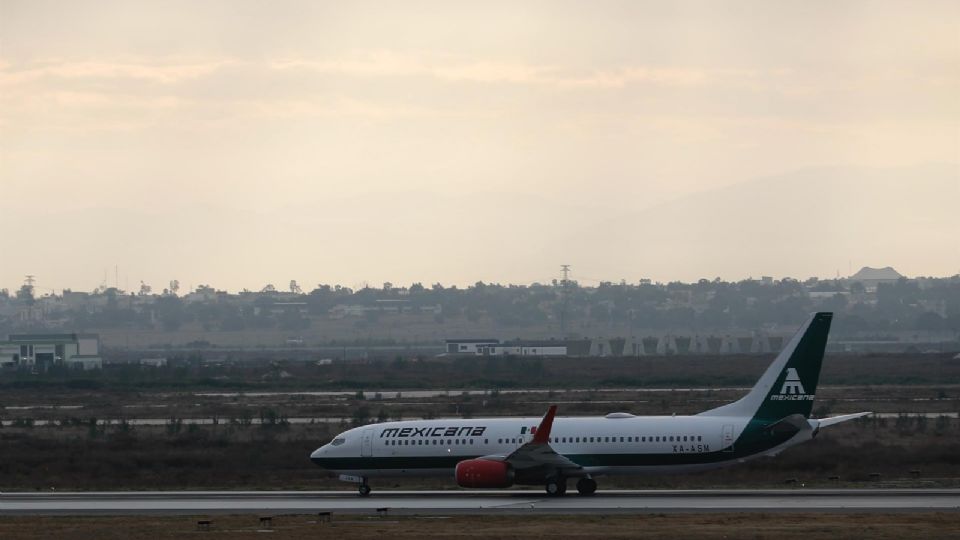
[594,162,959,280]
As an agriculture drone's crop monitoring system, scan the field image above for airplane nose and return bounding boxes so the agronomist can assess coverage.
[310,446,325,459]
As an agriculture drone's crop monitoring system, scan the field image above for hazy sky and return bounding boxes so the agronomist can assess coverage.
[1,1,958,293]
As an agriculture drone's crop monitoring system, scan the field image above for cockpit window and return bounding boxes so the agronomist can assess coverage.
[330,437,346,446]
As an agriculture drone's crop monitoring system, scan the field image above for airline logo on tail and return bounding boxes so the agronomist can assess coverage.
[770,368,814,401]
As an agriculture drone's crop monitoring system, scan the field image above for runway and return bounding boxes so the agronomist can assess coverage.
[2,489,958,515]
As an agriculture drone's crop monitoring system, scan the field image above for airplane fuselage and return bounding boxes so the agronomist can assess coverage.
[310,413,812,480]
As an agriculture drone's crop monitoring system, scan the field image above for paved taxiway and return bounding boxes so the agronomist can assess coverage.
[2,489,957,515]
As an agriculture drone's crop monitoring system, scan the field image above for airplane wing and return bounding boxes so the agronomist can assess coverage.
[502,405,583,473]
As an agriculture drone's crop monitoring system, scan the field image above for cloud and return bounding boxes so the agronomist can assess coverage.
[0,57,232,85]
[268,51,721,89]
[0,53,736,132]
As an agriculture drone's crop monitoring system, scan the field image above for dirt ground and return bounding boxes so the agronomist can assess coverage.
[1,513,958,540]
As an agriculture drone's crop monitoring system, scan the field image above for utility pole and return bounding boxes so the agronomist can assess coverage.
[559,265,571,337]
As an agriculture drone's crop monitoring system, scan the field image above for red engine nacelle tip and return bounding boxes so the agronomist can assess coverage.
[455,458,514,488]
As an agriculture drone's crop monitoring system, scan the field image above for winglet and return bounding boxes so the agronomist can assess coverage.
[532,405,557,444]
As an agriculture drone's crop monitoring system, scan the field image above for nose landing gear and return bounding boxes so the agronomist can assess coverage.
[358,479,371,497]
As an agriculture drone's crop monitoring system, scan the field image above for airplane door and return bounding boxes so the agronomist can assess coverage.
[722,424,735,452]
[361,428,374,457]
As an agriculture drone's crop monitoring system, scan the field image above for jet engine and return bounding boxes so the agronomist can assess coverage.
[455,458,515,488]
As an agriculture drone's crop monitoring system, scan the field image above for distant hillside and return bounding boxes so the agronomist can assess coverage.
[594,163,959,280]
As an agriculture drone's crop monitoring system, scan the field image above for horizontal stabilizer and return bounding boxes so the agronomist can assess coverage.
[816,412,871,428]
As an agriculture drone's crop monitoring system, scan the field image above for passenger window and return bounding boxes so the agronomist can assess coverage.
[698,435,702,441]
[669,436,674,442]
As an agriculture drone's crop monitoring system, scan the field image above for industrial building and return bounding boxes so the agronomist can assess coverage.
[0,333,103,371]
[444,338,499,354]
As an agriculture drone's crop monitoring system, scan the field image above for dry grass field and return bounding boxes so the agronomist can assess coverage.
[1,513,958,540]
[0,387,956,491]
[1,354,957,491]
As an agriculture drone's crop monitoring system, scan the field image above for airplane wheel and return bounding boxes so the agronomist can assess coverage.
[576,478,597,496]
[358,483,371,497]
[545,480,563,497]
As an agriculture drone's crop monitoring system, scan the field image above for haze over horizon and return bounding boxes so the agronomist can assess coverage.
[1,1,958,293]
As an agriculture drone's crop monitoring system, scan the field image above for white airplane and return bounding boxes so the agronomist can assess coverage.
[311,312,869,496]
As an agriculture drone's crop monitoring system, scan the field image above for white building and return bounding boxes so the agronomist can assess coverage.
[469,340,568,356]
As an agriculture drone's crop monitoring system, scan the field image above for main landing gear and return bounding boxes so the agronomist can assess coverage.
[545,476,596,496]
[358,479,371,497]
[545,478,567,497]
[576,477,597,496]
